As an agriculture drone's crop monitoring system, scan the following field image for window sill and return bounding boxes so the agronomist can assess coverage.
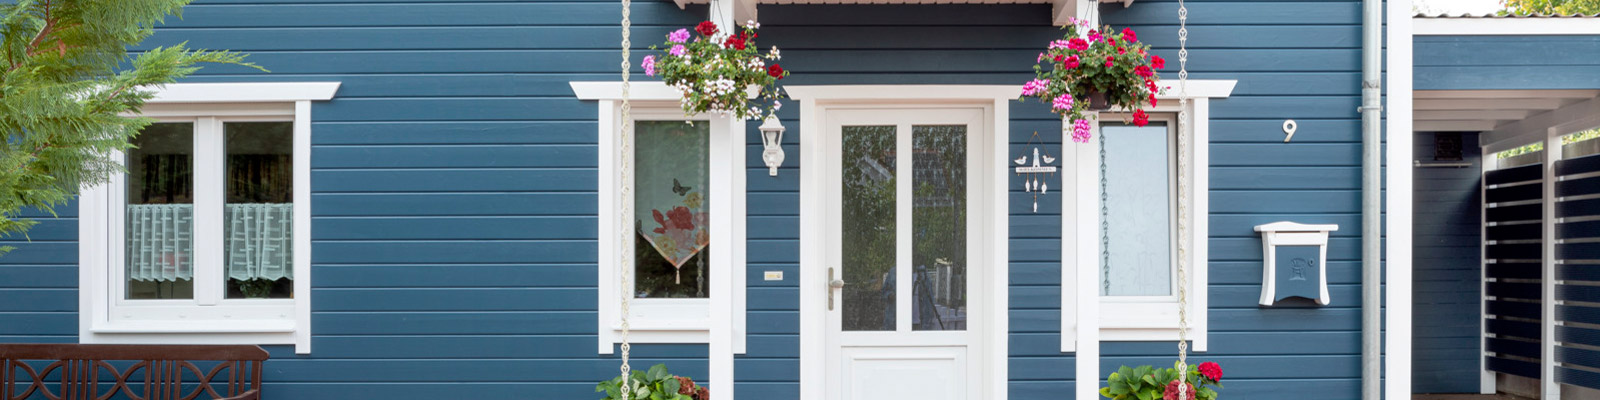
[90,319,296,334]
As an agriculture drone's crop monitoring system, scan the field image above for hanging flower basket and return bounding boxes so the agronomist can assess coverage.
[1021,19,1166,143]
[645,20,788,120]
[597,364,710,400]
[1100,361,1224,400]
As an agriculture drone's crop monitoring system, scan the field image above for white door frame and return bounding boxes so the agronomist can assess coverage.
[791,85,1018,400]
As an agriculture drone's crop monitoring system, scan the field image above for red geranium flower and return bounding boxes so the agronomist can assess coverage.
[1133,109,1150,127]
[1151,55,1166,69]
[1145,78,1159,93]
[724,34,746,50]
[1149,95,1158,107]
[767,64,784,78]
[696,21,718,36]
[1135,65,1154,78]
[1105,55,1115,68]
[1163,380,1197,400]
[1068,38,1090,51]
[1198,361,1223,381]
[1122,27,1139,43]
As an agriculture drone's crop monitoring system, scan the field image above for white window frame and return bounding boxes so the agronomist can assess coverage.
[79,82,338,355]
[1062,80,1235,354]
[571,82,748,354]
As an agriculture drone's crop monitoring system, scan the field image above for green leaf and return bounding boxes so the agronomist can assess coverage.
[662,377,681,395]
[647,364,669,382]
[1100,387,1116,398]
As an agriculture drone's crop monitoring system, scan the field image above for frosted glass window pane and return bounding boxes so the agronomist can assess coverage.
[126,123,195,300]
[633,120,711,299]
[1100,122,1173,296]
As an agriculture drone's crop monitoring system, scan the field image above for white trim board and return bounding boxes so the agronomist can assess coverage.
[1388,1,1416,399]
[1416,16,1600,35]
[572,82,750,399]
[81,82,336,354]
[795,85,1011,400]
[148,82,340,103]
[1063,80,1233,400]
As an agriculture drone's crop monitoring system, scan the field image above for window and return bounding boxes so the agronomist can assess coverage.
[1061,80,1232,352]
[573,82,748,354]
[80,82,338,354]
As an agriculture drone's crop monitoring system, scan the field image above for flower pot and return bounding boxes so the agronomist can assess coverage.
[1083,90,1111,111]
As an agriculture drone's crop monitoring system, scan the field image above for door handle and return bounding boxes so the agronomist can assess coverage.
[829,267,846,311]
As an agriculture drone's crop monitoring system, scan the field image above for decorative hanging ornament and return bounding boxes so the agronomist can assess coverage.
[1014,131,1058,213]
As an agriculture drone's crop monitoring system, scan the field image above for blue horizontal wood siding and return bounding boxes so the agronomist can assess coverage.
[0,1,1383,399]
[1417,35,1600,91]
[1411,133,1482,394]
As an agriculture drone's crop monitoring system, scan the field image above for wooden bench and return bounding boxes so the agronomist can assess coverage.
[1,344,267,400]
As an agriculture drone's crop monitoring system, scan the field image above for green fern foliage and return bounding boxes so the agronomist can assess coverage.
[0,0,259,254]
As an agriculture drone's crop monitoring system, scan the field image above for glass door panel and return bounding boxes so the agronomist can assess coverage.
[912,125,967,331]
[841,125,897,331]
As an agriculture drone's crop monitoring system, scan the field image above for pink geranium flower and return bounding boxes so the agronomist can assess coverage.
[1021,79,1049,96]
[643,55,657,76]
[669,44,687,56]
[1051,94,1075,111]
[668,29,691,43]
[1072,119,1092,143]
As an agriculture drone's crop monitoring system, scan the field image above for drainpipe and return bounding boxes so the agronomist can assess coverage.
[1360,0,1383,399]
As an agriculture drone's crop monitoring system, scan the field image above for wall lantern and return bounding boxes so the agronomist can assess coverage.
[759,116,786,176]
[1254,221,1339,306]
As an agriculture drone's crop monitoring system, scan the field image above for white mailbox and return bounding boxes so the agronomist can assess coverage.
[1254,221,1339,306]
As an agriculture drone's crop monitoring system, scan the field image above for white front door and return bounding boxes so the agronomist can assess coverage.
[820,107,989,400]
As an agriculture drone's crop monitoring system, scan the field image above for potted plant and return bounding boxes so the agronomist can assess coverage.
[644,20,787,121]
[1100,361,1223,400]
[596,364,709,400]
[1020,18,1166,143]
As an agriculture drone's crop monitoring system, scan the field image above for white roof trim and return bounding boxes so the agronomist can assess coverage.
[1416,16,1600,35]
[148,82,341,103]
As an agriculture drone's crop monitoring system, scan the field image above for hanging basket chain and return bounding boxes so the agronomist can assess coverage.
[1176,0,1192,399]
[618,0,635,397]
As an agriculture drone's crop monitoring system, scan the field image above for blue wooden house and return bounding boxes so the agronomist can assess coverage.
[2,0,1599,399]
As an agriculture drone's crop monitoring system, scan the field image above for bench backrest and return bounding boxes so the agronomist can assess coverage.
[0,344,268,400]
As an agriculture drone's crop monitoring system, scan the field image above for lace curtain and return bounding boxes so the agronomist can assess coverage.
[126,203,293,282]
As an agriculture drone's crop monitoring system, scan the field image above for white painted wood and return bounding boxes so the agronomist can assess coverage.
[1062,97,1226,345]
[587,104,749,350]
[292,101,313,354]
[1073,115,1102,400]
[1417,98,1569,111]
[1541,126,1562,400]
[987,97,1009,400]
[1483,96,1600,153]
[1416,16,1600,36]
[794,86,1014,400]
[1416,110,1534,121]
[798,96,824,400]
[1416,90,1600,100]
[80,93,327,353]
[1387,4,1416,398]
[193,117,225,307]
[1415,121,1500,132]
[147,82,339,103]
[573,81,759,101]
[1480,144,1496,395]
[822,108,988,400]
[710,114,735,398]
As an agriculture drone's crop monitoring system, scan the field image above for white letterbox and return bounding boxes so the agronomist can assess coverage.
[1254,221,1339,306]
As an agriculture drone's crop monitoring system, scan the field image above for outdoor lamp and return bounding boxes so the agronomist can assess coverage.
[760,116,786,176]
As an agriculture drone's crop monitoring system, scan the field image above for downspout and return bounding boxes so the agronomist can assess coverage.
[1360,0,1383,399]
